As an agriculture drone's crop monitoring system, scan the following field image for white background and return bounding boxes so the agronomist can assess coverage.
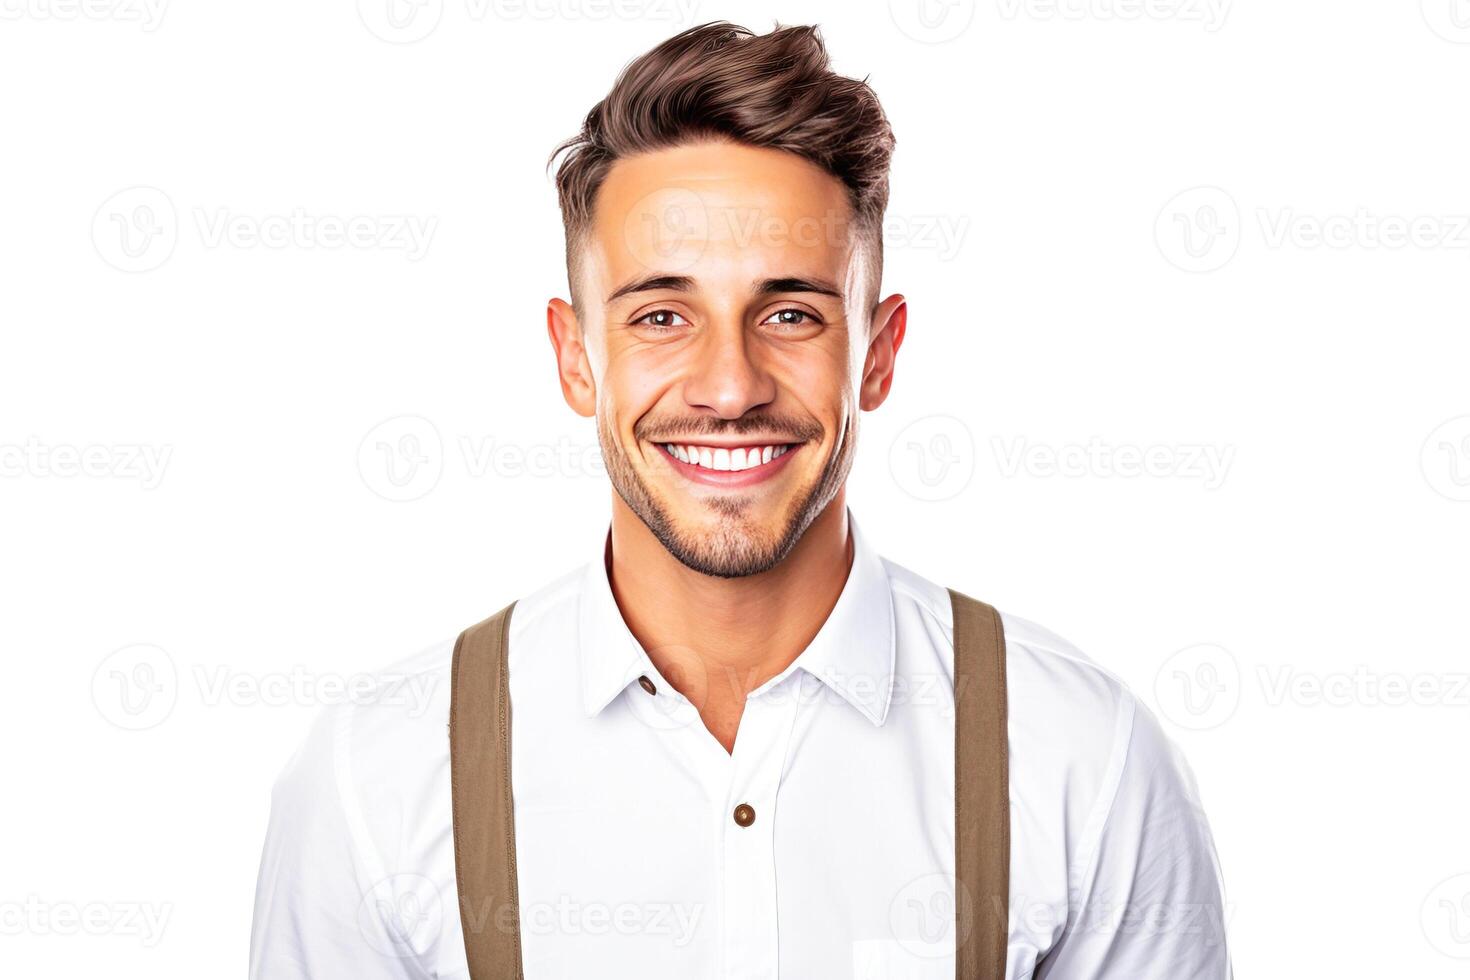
[3,0,1469,976]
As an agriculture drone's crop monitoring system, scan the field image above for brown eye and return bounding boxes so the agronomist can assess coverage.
[632,309,688,330]
[763,309,818,331]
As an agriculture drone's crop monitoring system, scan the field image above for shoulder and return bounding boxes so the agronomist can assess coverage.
[1000,610,1138,755]
[996,610,1200,809]
[265,635,457,850]
[266,562,590,857]
[882,556,1138,751]
[881,555,1172,842]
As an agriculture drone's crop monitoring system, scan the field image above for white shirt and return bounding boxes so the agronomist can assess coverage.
[249,510,1231,979]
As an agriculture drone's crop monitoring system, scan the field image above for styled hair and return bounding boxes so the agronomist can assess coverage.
[548,21,896,311]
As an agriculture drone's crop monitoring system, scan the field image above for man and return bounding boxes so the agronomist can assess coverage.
[249,21,1230,979]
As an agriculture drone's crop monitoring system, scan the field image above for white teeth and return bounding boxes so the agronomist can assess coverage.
[663,443,794,472]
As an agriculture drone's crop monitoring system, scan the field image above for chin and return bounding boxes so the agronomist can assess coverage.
[656,500,790,578]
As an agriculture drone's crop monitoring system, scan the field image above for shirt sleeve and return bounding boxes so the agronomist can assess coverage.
[247,704,424,980]
[1036,696,1233,980]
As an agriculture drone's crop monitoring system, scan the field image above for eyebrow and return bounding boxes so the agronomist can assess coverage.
[605,274,844,304]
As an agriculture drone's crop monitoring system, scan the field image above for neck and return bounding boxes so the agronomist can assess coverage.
[606,492,853,752]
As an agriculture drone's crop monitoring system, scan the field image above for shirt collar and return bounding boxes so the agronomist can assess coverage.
[577,507,897,726]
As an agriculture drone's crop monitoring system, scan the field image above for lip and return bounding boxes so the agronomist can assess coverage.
[651,441,802,488]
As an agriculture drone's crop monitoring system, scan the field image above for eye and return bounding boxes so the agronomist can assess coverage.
[631,309,689,331]
[762,308,820,331]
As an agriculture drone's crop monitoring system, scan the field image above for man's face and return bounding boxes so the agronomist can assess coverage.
[549,140,903,578]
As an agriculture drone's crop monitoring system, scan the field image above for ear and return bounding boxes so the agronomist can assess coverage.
[859,293,907,411]
[547,298,596,418]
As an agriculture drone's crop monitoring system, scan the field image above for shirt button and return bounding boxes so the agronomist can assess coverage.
[637,675,657,696]
[732,803,756,827]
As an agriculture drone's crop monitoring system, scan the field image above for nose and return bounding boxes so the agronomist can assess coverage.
[680,320,777,420]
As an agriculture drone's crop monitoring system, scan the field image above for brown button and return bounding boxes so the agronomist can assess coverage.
[637,675,657,696]
[732,803,756,827]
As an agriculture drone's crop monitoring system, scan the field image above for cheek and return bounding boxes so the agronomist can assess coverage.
[601,346,685,430]
[772,342,854,424]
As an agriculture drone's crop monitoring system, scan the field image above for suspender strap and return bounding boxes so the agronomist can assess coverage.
[949,588,1011,980]
[449,592,1008,979]
[450,601,523,980]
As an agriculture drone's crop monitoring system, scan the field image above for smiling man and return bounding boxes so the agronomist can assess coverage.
[249,21,1231,980]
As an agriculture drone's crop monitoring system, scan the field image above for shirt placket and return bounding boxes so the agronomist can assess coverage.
[719,675,801,980]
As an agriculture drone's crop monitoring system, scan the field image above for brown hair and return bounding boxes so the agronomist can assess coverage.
[548,21,896,311]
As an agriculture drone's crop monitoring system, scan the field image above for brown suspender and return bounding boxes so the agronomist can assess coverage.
[449,589,1009,979]
[450,602,522,979]
[949,588,1011,980]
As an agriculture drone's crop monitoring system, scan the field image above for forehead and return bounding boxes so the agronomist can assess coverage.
[586,141,857,298]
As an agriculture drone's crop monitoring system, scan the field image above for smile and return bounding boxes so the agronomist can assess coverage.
[655,441,801,486]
